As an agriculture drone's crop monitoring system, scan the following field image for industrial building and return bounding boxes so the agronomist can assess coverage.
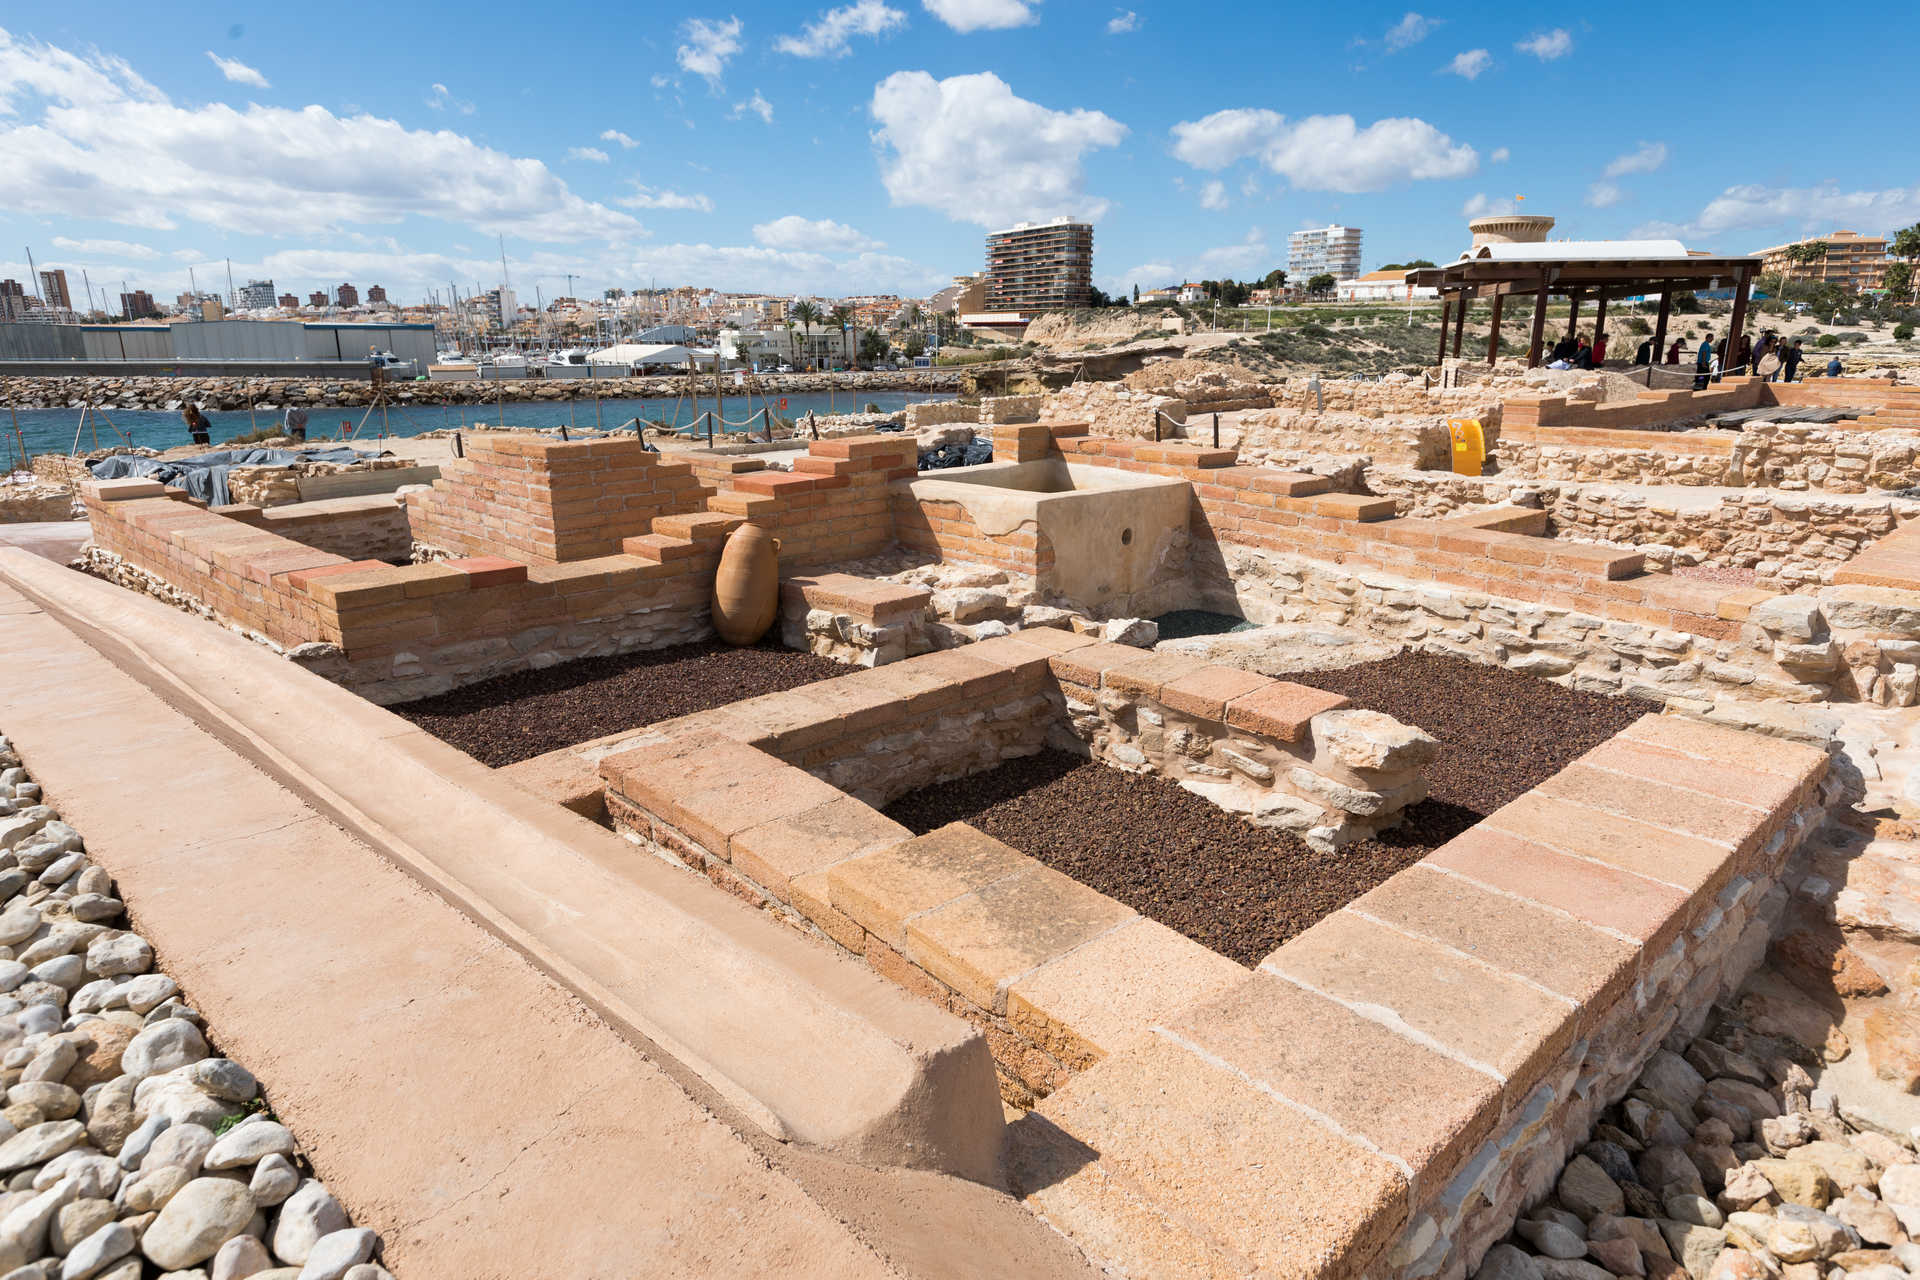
[1288,225,1364,283]
[983,217,1094,312]
[0,318,437,377]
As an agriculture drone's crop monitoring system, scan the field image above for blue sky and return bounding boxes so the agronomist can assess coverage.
[2,1,1916,308]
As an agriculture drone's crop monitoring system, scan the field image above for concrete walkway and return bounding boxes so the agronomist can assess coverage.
[0,519,88,562]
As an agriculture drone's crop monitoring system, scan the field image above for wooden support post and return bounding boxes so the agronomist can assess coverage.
[1451,297,1466,358]
[1485,294,1503,365]
[1527,277,1549,368]
[1566,292,1581,343]
[1593,296,1608,360]
[1726,269,1752,377]
[1436,297,1451,365]
[1653,289,1673,364]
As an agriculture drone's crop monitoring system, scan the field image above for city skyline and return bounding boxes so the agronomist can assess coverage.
[1,3,1917,311]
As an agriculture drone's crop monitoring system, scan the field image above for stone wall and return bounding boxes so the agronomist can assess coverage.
[1022,715,1836,1280]
[211,494,416,565]
[904,400,979,431]
[1264,375,1503,423]
[779,572,934,666]
[979,394,1046,424]
[1495,431,1737,485]
[1731,423,1920,492]
[1367,470,1919,589]
[406,433,712,564]
[1225,407,1460,469]
[1036,383,1182,439]
[0,481,74,523]
[1055,645,1436,850]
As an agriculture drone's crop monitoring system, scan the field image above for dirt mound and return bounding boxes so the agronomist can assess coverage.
[1121,358,1262,393]
[1023,310,1175,351]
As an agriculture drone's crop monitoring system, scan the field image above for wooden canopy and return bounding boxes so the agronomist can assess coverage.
[1407,248,1765,368]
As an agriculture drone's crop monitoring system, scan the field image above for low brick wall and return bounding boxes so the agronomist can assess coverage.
[406,433,711,563]
[81,479,733,702]
[708,435,916,569]
[596,630,1442,1103]
[211,494,414,564]
[1496,426,1737,485]
[779,572,933,666]
[1021,715,1834,1280]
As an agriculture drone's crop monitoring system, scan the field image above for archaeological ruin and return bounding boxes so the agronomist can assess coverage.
[3,359,1920,1278]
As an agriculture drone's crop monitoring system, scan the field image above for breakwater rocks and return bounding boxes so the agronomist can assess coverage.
[0,733,393,1279]
[0,370,962,412]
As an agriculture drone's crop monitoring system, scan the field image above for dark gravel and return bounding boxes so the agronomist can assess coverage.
[883,653,1646,966]
[390,640,851,766]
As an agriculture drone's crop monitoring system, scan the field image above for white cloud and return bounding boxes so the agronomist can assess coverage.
[1462,193,1520,218]
[1170,108,1476,193]
[51,236,157,259]
[1684,183,1920,238]
[732,90,774,123]
[753,215,884,253]
[1489,146,1510,163]
[567,146,609,163]
[777,2,907,57]
[426,83,474,114]
[1199,180,1228,211]
[1107,10,1139,34]
[618,185,715,212]
[870,71,1125,226]
[600,129,638,149]
[677,17,743,86]
[622,242,945,295]
[0,30,639,243]
[1104,229,1271,294]
[1384,13,1439,51]
[1604,141,1668,178]
[205,51,269,89]
[1516,29,1572,60]
[1445,49,1491,79]
[1586,181,1623,209]
[922,0,1038,33]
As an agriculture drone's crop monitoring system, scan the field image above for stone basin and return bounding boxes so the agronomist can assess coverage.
[899,459,1191,611]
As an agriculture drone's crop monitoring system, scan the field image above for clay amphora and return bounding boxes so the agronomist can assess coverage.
[712,522,781,645]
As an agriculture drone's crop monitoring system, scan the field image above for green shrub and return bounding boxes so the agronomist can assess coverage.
[1816,333,1840,348]
[1895,323,1915,340]
[1626,317,1652,335]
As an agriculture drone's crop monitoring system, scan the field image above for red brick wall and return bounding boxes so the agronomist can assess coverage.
[405,433,712,563]
[707,434,916,569]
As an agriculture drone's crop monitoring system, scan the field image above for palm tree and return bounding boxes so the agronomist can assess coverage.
[790,301,822,370]
[829,304,855,371]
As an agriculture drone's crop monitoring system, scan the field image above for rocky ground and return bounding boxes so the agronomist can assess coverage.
[1481,964,1920,1280]
[0,732,391,1280]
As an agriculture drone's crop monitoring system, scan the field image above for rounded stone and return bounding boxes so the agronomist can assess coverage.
[119,1020,207,1081]
[140,1176,256,1270]
[82,935,151,980]
[142,1123,217,1177]
[120,1164,193,1213]
[246,1154,297,1208]
[0,1118,85,1172]
[184,1061,256,1105]
[6,1082,78,1120]
[297,1227,377,1280]
[118,975,177,1016]
[49,1195,116,1253]
[204,1122,293,1172]
[269,1180,345,1265]
[209,1231,271,1280]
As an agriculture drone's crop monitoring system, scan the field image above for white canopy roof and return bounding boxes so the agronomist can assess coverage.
[587,343,703,365]
[1461,239,1693,262]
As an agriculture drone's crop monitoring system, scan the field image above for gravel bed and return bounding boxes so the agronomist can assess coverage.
[1281,653,1649,816]
[883,654,1645,966]
[0,732,391,1279]
[1481,968,1920,1280]
[389,640,851,767]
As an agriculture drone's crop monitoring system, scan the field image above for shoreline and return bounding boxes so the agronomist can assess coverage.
[0,367,966,411]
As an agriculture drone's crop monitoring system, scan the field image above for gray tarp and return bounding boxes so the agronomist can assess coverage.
[89,448,376,507]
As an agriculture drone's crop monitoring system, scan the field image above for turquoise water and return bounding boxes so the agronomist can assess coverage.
[3,390,948,465]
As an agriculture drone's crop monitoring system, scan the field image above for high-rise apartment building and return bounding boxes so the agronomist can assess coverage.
[366,285,388,305]
[277,293,299,309]
[1751,230,1889,291]
[236,279,277,310]
[119,290,156,319]
[308,291,327,308]
[335,283,360,308]
[37,269,71,312]
[1287,225,1364,283]
[983,217,1094,312]
[0,279,27,322]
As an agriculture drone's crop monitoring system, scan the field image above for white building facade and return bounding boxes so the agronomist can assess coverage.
[1288,225,1364,283]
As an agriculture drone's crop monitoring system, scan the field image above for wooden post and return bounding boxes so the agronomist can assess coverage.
[1593,296,1608,360]
[1653,289,1673,365]
[1726,269,1752,377]
[1436,297,1451,364]
[1486,293,1504,365]
[1451,297,1465,358]
[1527,276,1549,367]
[1566,292,1581,344]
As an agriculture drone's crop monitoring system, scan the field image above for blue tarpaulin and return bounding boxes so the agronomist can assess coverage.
[88,448,377,507]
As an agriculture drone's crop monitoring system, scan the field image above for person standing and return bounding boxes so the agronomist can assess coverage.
[1736,333,1754,377]
[283,406,309,442]
[1635,336,1653,366]
[182,404,211,447]
[1783,340,1804,383]
[1592,331,1609,365]
[1695,337,1713,389]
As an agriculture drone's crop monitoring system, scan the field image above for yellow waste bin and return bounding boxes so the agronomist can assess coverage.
[1448,417,1486,476]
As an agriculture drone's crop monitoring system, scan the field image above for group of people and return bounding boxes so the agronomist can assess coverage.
[1544,331,1608,370]
[1624,332,1842,388]
[177,404,310,449]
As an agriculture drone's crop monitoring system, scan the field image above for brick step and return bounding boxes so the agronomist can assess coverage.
[651,511,743,541]
[1445,505,1549,535]
[1251,471,1332,497]
[1287,493,1396,522]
